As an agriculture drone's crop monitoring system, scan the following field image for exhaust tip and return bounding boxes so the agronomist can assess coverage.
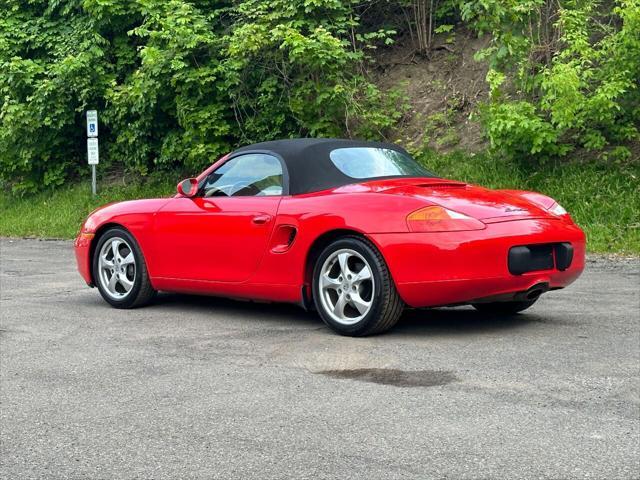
[519,282,549,301]
[526,289,543,300]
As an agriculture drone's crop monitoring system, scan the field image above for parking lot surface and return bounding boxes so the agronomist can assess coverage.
[1,238,639,479]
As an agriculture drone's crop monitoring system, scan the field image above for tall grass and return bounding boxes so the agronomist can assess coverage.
[0,176,175,239]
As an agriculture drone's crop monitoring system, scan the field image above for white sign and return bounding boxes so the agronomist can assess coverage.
[86,110,98,138]
[87,138,99,165]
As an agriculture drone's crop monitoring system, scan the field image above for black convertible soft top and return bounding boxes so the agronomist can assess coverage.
[230,138,432,195]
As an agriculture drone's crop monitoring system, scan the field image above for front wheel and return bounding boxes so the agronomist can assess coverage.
[92,227,156,308]
[312,236,404,336]
[472,299,538,315]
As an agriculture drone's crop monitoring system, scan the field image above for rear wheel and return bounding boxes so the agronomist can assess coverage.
[312,236,404,336]
[92,227,156,308]
[472,299,538,314]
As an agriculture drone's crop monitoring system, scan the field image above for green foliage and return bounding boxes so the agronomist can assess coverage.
[481,101,564,157]
[1,0,638,219]
[0,0,115,194]
[0,0,404,193]
[463,0,640,160]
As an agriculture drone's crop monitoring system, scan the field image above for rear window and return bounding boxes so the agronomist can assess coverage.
[329,147,432,179]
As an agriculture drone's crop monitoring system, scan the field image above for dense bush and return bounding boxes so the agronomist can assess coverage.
[0,0,113,193]
[0,0,402,194]
[465,0,640,160]
[363,0,639,160]
[1,0,638,194]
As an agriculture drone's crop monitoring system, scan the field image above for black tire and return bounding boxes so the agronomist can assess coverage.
[472,299,538,315]
[312,236,404,336]
[92,227,156,309]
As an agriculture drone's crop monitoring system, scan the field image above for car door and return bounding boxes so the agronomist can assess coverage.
[152,153,285,283]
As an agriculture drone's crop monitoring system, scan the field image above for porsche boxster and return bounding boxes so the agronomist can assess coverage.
[75,138,585,336]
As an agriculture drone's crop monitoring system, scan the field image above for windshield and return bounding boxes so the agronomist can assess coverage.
[329,147,433,179]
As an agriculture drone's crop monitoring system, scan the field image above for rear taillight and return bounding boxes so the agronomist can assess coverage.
[406,206,485,232]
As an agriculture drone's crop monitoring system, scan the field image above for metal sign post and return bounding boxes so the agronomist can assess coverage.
[87,137,99,195]
[86,110,99,196]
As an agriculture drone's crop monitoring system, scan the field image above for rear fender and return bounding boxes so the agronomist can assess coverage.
[498,190,557,210]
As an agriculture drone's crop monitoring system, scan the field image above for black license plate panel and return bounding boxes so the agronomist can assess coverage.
[509,244,555,275]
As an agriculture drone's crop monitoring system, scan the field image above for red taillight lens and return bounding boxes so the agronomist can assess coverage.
[406,206,485,232]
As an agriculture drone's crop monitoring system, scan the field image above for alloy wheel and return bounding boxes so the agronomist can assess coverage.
[318,248,375,325]
[98,237,136,300]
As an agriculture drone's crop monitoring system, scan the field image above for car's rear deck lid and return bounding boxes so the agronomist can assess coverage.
[379,180,552,220]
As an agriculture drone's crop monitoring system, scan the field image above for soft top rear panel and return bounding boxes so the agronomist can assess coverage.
[231,138,436,195]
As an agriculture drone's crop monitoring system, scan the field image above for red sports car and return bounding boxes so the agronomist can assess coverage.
[75,138,585,336]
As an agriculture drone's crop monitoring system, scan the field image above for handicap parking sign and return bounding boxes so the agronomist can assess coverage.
[86,110,98,138]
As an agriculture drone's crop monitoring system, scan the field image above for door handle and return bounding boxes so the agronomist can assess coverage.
[252,214,272,225]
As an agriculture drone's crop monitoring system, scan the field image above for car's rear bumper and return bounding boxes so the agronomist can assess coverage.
[369,218,586,308]
[74,233,94,286]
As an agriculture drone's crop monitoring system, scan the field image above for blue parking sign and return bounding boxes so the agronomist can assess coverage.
[86,110,98,138]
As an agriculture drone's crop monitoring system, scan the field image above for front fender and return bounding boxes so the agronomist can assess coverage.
[81,199,171,234]
[76,198,172,284]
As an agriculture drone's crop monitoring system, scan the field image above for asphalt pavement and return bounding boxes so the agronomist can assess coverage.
[1,238,639,479]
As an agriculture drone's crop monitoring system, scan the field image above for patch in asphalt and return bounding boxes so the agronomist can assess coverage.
[317,368,457,387]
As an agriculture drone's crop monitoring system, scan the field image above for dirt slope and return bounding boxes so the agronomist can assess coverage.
[373,29,490,153]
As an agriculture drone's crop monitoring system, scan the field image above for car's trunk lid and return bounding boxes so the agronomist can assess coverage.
[367,178,551,220]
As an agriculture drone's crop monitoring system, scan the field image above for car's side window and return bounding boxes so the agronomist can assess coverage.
[201,154,284,197]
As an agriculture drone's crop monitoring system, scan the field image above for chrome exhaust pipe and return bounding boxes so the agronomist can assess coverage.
[516,282,549,301]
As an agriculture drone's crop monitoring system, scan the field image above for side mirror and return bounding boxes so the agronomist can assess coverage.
[177,178,198,198]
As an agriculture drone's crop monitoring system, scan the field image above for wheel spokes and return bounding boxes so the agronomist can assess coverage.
[101,254,114,270]
[319,248,375,325]
[321,273,341,291]
[337,252,352,278]
[111,239,123,264]
[352,264,371,284]
[107,272,118,292]
[121,252,134,266]
[349,292,371,315]
[332,293,348,318]
[118,274,134,292]
[98,236,137,299]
